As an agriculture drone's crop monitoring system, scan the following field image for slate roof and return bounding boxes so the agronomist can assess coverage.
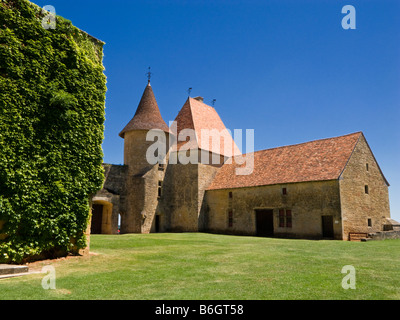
[119,82,169,138]
[170,97,241,158]
[207,132,364,190]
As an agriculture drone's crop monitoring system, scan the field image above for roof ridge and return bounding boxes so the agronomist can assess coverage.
[207,131,364,190]
[337,133,362,180]
[175,98,196,130]
[189,97,214,109]
[187,98,199,137]
[238,131,363,157]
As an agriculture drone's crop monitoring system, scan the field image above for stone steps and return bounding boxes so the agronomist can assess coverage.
[0,264,29,278]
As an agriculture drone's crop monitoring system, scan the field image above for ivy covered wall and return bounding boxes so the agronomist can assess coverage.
[0,0,107,263]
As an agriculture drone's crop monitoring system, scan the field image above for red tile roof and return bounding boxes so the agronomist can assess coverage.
[170,97,241,157]
[207,132,363,190]
[119,83,169,138]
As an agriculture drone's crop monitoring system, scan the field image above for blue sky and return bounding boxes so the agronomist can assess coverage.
[32,0,400,220]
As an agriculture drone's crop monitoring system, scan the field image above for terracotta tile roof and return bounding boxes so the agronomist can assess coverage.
[207,132,362,190]
[119,82,169,138]
[170,97,241,157]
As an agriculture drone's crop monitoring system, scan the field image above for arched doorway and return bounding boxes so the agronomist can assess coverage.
[90,200,113,234]
[91,203,104,234]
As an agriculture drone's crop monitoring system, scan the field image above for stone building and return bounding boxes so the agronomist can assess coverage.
[91,80,396,240]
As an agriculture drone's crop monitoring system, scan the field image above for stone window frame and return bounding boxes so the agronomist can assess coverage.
[158,181,163,198]
[279,209,292,228]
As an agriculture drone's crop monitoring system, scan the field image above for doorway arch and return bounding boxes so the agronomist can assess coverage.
[90,200,113,234]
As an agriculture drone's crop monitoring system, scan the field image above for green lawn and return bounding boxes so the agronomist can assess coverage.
[1,233,399,300]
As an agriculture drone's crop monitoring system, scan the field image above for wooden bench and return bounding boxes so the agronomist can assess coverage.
[349,233,368,242]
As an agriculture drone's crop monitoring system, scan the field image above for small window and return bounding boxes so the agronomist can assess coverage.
[368,219,372,227]
[229,192,233,199]
[282,188,287,195]
[228,210,233,227]
[365,185,369,194]
[158,163,165,171]
[158,181,162,198]
[366,163,369,171]
[279,209,292,228]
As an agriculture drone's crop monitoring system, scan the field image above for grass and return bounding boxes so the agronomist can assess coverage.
[0,233,399,300]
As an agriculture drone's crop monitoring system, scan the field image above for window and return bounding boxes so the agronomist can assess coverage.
[365,185,369,194]
[228,210,233,227]
[279,209,292,228]
[229,192,233,199]
[158,181,162,198]
[368,218,372,227]
[279,209,285,228]
[282,188,287,195]
[366,163,369,171]
[158,163,165,171]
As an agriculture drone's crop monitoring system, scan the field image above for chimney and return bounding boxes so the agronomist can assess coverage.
[193,96,204,103]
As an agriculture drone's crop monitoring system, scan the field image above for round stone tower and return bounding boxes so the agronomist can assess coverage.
[119,81,169,233]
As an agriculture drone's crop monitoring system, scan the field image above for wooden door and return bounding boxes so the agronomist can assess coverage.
[256,210,274,237]
[91,204,103,234]
[322,215,334,238]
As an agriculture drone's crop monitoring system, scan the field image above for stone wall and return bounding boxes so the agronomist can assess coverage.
[124,130,158,176]
[339,135,390,240]
[91,164,127,234]
[369,230,400,240]
[198,163,220,230]
[142,165,166,233]
[205,180,343,239]
[102,163,128,212]
[123,129,156,233]
[161,160,199,232]
[159,150,221,232]
[122,130,169,233]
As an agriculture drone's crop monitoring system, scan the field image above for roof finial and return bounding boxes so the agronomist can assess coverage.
[212,99,216,107]
[187,87,192,97]
[146,67,152,84]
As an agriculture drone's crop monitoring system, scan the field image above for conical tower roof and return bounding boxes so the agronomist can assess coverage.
[119,82,169,138]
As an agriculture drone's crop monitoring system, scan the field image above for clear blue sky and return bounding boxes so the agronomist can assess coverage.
[32,0,400,220]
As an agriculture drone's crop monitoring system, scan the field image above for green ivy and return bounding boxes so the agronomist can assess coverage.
[0,0,106,263]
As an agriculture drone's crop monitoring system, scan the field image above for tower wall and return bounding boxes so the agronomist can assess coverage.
[123,130,169,233]
[124,130,155,175]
